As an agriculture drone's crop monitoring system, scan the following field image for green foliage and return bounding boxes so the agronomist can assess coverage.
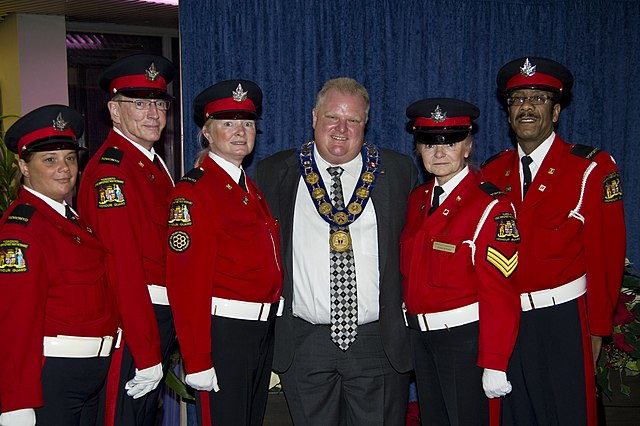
[0,115,20,216]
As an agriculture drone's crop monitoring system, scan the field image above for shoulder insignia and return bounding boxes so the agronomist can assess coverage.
[180,168,205,184]
[168,230,191,253]
[6,204,35,226]
[479,182,506,198]
[168,197,193,227]
[99,147,124,166]
[0,239,29,273]
[94,177,126,208]
[486,246,517,278]
[481,150,511,168]
[603,171,623,203]
[494,212,520,243]
[570,144,601,161]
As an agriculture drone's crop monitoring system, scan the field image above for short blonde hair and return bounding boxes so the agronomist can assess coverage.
[315,78,370,117]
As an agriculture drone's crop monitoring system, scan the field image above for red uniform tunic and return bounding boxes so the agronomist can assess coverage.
[400,170,520,371]
[166,156,283,374]
[481,136,625,335]
[77,130,173,369]
[0,189,119,412]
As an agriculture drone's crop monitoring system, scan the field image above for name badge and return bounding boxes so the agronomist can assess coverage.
[433,241,456,253]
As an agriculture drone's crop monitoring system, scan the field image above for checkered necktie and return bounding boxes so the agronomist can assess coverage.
[327,166,358,351]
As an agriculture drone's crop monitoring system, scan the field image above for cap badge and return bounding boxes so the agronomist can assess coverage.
[430,105,447,123]
[520,58,537,77]
[232,84,248,102]
[52,113,69,132]
[146,62,160,81]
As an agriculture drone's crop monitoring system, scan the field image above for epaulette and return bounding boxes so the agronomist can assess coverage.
[570,144,601,161]
[479,182,506,198]
[5,204,35,226]
[481,150,511,168]
[180,167,205,184]
[99,147,124,166]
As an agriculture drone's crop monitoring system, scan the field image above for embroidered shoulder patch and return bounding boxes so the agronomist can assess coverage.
[494,212,520,242]
[168,198,193,227]
[168,230,191,253]
[180,168,205,184]
[480,182,506,198]
[603,172,623,203]
[5,204,35,226]
[570,144,601,161]
[95,177,126,208]
[486,246,517,278]
[0,239,29,273]
[99,147,124,166]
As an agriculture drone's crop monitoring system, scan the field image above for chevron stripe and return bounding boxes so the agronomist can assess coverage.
[486,246,518,278]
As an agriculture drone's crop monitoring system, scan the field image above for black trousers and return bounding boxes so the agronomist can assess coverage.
[410,321,489,426]
[36,356,111,426]
[279,318,409,426]
[194,315,276,426]
[501,297,592,426]
[97,304,176,426]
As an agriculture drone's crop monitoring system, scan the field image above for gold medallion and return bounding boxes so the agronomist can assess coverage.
[305,172,320,185]
[348,202,362,215]
[334,212,349,225]
[312,187,326,200]
[361,171,375,183]
[330,230,352,252]
[318,202,332,215]
[355,187,369,199]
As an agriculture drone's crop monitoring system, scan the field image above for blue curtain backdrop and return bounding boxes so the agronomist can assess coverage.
[179,0,640,263]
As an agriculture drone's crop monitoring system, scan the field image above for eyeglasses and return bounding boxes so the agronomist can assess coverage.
[507,95,555,106]
[117,99,171,111]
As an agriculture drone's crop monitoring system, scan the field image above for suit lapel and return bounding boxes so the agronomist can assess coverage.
[373,159,390,279]
[281,154,301,289]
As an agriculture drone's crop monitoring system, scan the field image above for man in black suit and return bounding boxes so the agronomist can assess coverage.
[254,77,417,425]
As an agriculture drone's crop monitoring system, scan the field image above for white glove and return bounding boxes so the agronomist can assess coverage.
[0,408,36,426]
[125,362,163,399]
[482,368,512,398]
[185,367,220,392]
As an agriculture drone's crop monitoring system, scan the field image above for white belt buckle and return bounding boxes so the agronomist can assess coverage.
[258,303,269,321]
[417,314,429,332]
[99,336,114,357]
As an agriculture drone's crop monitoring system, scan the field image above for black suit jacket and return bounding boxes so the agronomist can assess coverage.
[254,147,417,373]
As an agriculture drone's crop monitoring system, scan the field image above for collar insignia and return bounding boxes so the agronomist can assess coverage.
[520,58,537,77]
[430,105,446,123]
[52,113,69,132]
[146,62,159,81]
[232,83,248,102]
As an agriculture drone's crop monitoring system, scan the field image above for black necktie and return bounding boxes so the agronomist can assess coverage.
[428,186,444,216]
[65,204,80,227]
[238,169,248,192]
[153,154,163,170]
[521,156,533,197]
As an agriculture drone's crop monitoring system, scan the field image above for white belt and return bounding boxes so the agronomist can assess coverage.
[404,302,479,331]
[148,284,170,305]
[43,334,115,358]
[211,296,285,321]
[520,275,586,311]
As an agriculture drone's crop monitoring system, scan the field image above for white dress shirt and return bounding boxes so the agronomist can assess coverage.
[113,127,174,185]
[434,165,470,206]
[208,151,246,190]
[292,146,380,325]
[517,131,555,199]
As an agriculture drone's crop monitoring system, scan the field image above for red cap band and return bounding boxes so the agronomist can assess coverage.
[18,127,77,153]
[506,72,563,92]
[110,74,167,94]
[414,116,471,128]
[204,97,256,119]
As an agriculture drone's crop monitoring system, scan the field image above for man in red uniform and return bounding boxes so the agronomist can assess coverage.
[482,57,626,425]
[77,54,176,426]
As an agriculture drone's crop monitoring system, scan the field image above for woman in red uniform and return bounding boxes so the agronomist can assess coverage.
[0,105,119,425]
[166,80,283,426]
[400,99,520,425]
